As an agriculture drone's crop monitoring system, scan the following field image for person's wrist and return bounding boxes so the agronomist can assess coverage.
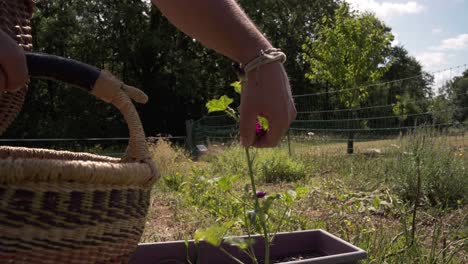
[239,42,273,65]
[241,48,286,76]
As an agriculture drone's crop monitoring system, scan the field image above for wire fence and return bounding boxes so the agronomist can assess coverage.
[2,64,467,156]
[191,64,468,155]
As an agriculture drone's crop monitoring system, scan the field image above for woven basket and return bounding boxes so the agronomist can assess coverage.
[0,1,159,263]
[0,0,34,135]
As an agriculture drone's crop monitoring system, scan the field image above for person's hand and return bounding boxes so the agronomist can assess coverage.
[0,29,28,92]
[240,62,296,148]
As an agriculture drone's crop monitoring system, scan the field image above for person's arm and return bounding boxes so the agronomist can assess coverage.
[152,0,297,147]
[152,0,271,64]
[0,30,28,91]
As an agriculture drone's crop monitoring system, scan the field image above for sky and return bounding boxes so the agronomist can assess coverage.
[345,0,468,89]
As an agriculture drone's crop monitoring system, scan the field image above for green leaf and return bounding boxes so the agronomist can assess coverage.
[230,81,242,94]
[258,116,269,130]
[217,175,240,192]
[262,194,281,214]
[281,190,297,206]
[295,187,309,199]
[206,95,233,113]
[372,196,381,210]
[194,224,228,247]
[224,237,254,250]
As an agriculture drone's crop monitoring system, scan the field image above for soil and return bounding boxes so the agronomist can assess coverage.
[271,252,325,263]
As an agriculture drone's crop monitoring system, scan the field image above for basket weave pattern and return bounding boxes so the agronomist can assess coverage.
[0,147,155,264]
[0,0,33,135]
[0,1,158,263]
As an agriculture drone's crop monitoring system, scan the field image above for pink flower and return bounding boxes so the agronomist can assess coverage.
[256,121,266,137]
[256,191,267,198]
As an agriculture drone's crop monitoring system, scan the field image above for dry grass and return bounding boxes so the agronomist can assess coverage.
[149,138,193,178]
[140,133,467,263]
[291,134,467,158]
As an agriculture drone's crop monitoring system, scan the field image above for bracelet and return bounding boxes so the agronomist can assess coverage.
[240,48,286,75]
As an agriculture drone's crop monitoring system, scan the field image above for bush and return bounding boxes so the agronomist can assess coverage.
[260,151,307,183]
[391,132,467,208]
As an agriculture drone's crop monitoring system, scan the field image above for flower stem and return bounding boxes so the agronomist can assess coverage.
[245,147,270,264]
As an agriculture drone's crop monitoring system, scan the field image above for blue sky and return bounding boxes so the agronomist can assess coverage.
[346,0,468,88]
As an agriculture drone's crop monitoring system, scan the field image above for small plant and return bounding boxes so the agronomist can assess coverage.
[392,131,467,208]
[260,152,306,183]
[193,81,306,264]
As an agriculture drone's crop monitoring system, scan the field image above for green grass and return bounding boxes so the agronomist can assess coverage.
[142,133,467,263]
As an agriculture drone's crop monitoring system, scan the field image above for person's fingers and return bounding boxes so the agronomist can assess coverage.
[254,116,287,148]
[239,96,258,147]
[0,30,28,91]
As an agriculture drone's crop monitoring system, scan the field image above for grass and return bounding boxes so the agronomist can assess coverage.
[142,133,467,263]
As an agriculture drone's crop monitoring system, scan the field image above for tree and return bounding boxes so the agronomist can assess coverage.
[430,95,455,128]
[238,0,339,96]
[378,46,434,128]
[441,70,468,124]
[382,46,433,102]
[302,2,394,153]
[4,0,340,141]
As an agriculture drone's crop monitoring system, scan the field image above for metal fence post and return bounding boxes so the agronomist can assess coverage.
[185,119,194,153]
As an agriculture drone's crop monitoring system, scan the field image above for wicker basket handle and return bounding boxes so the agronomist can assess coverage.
[18,53,155,169]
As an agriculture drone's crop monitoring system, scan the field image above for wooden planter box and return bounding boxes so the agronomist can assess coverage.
[130,230,367,264]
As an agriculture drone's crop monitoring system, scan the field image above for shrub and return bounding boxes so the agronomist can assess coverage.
[260,151,307,183]
[391,131,467,208]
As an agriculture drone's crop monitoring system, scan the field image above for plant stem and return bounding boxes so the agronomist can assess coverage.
[220,247,245,264]
[411,144,422,246]
[245,147,270,264]
[243,203,258,264]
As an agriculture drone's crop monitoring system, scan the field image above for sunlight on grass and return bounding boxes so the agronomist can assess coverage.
[142,132,467,263]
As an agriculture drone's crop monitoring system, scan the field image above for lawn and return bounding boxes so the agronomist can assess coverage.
[141,132,467,263]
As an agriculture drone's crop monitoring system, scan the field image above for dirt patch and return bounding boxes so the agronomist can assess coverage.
[141,198,182,242]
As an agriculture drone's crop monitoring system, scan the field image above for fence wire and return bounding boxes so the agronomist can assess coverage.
[191,64,468,154]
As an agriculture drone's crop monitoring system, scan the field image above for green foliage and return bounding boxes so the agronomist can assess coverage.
[260,152,307,183]
[206,95,234,113]
[390,132,467,208]
[142,136,468,263]
[381,46,433,104]
[440,69,468,123]
[393,93,422,122]
[7,0,341,138]
[302,2,394,108]
[430,95,455,125]
[162,172,186,192]
[230,81,242,94]
[258,116,269,131]
[224,237,254,250]
[195,224,230,247]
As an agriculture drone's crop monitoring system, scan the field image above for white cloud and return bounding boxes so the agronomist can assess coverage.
[346,0,425,19]
[416,52,449,68]
[431,34,468,51]
[392,32,400,46]
[432,70,456,90]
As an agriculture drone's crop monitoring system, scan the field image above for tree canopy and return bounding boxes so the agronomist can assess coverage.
[302,2,394,109]
[3,0,454,142]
